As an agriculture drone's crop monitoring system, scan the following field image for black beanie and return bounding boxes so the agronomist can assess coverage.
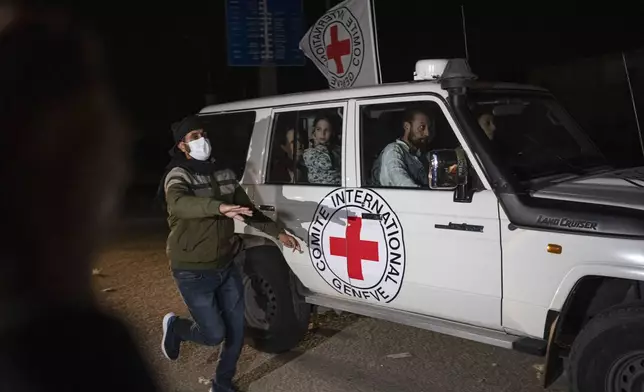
[172,115,204,144]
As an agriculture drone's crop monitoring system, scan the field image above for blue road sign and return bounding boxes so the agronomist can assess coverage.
[226,0,305,67]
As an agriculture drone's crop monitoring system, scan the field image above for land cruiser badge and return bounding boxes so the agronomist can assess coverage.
[308,188,406,303]
[537,215,598,231]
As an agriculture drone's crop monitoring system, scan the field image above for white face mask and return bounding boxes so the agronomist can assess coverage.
[187,137,211,161]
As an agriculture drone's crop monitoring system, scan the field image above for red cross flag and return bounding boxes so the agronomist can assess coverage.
[299,0,382,89]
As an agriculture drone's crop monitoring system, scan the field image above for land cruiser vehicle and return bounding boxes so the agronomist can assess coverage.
[197,59,644,392]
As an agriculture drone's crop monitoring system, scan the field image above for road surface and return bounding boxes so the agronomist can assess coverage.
[245,316,568,392]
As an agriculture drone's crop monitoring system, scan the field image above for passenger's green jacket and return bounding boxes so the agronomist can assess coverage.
[164,166,284,270]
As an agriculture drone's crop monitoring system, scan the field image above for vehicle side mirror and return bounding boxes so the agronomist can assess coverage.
[429,149,465,190]
[428,149,474,203]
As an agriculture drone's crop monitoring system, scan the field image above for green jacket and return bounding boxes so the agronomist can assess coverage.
[164,166,284,270]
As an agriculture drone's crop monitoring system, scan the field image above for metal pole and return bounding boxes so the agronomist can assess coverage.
[460,5,469,62]
[262,0,270,57]
[369,0,382,84]
[622,51,644,158]
[258,0,277,97]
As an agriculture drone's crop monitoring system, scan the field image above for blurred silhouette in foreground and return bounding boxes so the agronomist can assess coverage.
[0,5,158,391]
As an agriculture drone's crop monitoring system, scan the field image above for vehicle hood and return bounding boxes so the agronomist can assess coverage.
[532,167,644,210]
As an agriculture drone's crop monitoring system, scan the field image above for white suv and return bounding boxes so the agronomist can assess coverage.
[197,59,644,392]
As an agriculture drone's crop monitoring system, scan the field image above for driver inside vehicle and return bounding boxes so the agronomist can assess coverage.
[371,108,435,188]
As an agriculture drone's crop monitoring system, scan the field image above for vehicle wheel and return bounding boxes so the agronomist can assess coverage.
[569,302,644,392]
[241,245,311,354]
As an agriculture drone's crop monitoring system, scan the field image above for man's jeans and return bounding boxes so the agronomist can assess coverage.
[172,261,245,392]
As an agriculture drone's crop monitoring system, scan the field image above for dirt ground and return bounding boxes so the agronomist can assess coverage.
[92,221,361,392]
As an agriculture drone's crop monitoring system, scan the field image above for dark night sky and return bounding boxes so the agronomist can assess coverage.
[67,2,644,184]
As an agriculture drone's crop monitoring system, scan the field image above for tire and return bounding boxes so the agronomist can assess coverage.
[240,245,311,354]
[569,302,644,392]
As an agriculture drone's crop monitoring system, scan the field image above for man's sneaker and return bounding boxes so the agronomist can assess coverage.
[161,312,180,360]
[209,387,239,392]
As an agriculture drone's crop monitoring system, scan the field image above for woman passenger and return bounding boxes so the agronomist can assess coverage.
[303,113,342,185]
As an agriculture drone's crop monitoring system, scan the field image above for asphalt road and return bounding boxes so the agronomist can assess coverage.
[96,220,569,392]
[246,316,568,392]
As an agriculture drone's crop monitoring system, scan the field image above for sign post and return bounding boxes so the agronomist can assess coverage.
[226,0,304,96]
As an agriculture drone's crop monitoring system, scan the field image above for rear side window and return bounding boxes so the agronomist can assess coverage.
[200,111,256,179]
[266,107,344,186]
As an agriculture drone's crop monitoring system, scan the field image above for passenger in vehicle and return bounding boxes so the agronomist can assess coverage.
[270,125,307,183]
[478,112,497,140]
[303,113,342,185]
[371,108,434,187]
[449,112,496,175]
[437,111,497,188]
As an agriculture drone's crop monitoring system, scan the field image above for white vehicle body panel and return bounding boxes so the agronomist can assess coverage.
[500,206,644,337]
[344,187,503,328]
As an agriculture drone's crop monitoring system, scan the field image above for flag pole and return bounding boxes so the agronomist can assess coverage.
[369,0,382,84]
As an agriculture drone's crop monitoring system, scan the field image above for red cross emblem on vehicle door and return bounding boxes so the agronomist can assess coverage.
[329,216,379,280]
[326,24,351,74]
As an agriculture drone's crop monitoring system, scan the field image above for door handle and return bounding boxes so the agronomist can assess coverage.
[258,205,275,212]
[435,222,484,233]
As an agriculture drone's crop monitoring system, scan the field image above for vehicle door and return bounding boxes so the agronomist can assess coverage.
[342,95,503,329]
[250,102,352,299]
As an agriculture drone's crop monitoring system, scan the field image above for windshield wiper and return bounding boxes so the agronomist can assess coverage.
[523,134,585,175]
[580,164,612,175]
[533,161,612,183]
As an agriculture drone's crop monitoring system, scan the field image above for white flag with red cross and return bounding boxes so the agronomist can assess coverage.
[299,0,382,89]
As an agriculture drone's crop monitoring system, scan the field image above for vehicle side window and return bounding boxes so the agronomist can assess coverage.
[267,107,344,186]
[360,101,462,189]
[201,111,256,179]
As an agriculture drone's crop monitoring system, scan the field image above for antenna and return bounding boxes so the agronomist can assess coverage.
[460,5,469,62]
[622,52,644,158]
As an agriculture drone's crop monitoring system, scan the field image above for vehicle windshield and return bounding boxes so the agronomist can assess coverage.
[466,91,608,182]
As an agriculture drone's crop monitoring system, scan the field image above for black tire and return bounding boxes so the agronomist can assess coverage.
[241,245,311,354]
[569,302,644,392]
